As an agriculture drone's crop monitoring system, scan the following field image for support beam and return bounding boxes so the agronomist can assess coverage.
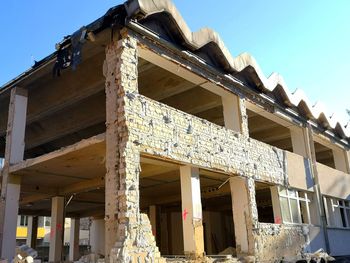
[26,216,38,248]
[69,218,80,261]
[179,166,204,258]
[49,196,65,263]
[25,92,105,150]
[0,87,28,260]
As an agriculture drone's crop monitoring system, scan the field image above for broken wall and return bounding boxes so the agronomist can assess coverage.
[105,31,309,261]
[254,223,305,261]
[104,34,163,262]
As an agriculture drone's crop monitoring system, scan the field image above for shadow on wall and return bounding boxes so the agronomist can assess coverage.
[304,158,314,189]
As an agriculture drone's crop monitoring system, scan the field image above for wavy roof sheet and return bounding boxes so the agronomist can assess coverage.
[125,0,350,141]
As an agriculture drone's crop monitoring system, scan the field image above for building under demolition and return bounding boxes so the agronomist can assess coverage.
[1,0,350,262]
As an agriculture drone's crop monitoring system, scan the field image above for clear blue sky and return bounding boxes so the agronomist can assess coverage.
[1,1,349,123]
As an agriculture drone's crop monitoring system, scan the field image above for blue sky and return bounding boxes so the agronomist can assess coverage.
[1,1,349,123]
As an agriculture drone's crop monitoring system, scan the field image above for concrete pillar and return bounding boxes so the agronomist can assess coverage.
[149,205,157,238]
[270,186,282,224]
[69,218,80,261]
[26,216,38,248]
[0,87,28,260]
[230,177,257,256]
[222,94,243,133]
[179,166,204,257]
[290,126,308,157]
[346,150,350,174]
[333,147,349,173]
[49,196,65,263]
[90,219,105,255]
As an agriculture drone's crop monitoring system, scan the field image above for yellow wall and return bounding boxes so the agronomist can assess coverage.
[16,227,45,239]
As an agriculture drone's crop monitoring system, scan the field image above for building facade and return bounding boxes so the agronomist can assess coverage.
[0,0,350,262]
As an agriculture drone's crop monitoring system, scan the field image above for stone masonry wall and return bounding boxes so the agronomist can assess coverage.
[105,30,306,262]
[125,94,287,186]
[105,34,164,263]
[254,223,306,262]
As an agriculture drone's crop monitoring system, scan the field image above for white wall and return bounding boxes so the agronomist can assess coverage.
[90,219,105,255]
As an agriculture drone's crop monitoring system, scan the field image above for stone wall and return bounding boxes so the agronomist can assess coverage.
[125,94,287,186]
[254,223,306,262]
[105,34,164,262]
[105,31,306,262]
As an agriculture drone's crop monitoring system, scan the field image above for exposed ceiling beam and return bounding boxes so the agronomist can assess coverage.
[24,92,105,150]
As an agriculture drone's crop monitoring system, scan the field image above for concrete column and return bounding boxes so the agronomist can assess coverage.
[90,219,105,255]
[180,166,204,257]
[346,150,350,174]
[0,87,28,260]
[230,177,257,256]
[333,147,349,173]
[290,126,308,157]
[49,196,65,263]
[270,186,282,224]
[26,216,38,248]
[149,205,157,238]
[222,94,243,133]
[69,218,80,261]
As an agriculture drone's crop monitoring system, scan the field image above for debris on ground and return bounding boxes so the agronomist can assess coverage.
[75,253,104,263]
[13,245,38,263]
[218,247,236,256]
[304,248,335,262]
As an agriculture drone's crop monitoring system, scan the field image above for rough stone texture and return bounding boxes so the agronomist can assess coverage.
[105,30,306,262]
[253,223,305,262]
[105,34,164,263]
[238,96,249,138]
[125,94,287,186]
